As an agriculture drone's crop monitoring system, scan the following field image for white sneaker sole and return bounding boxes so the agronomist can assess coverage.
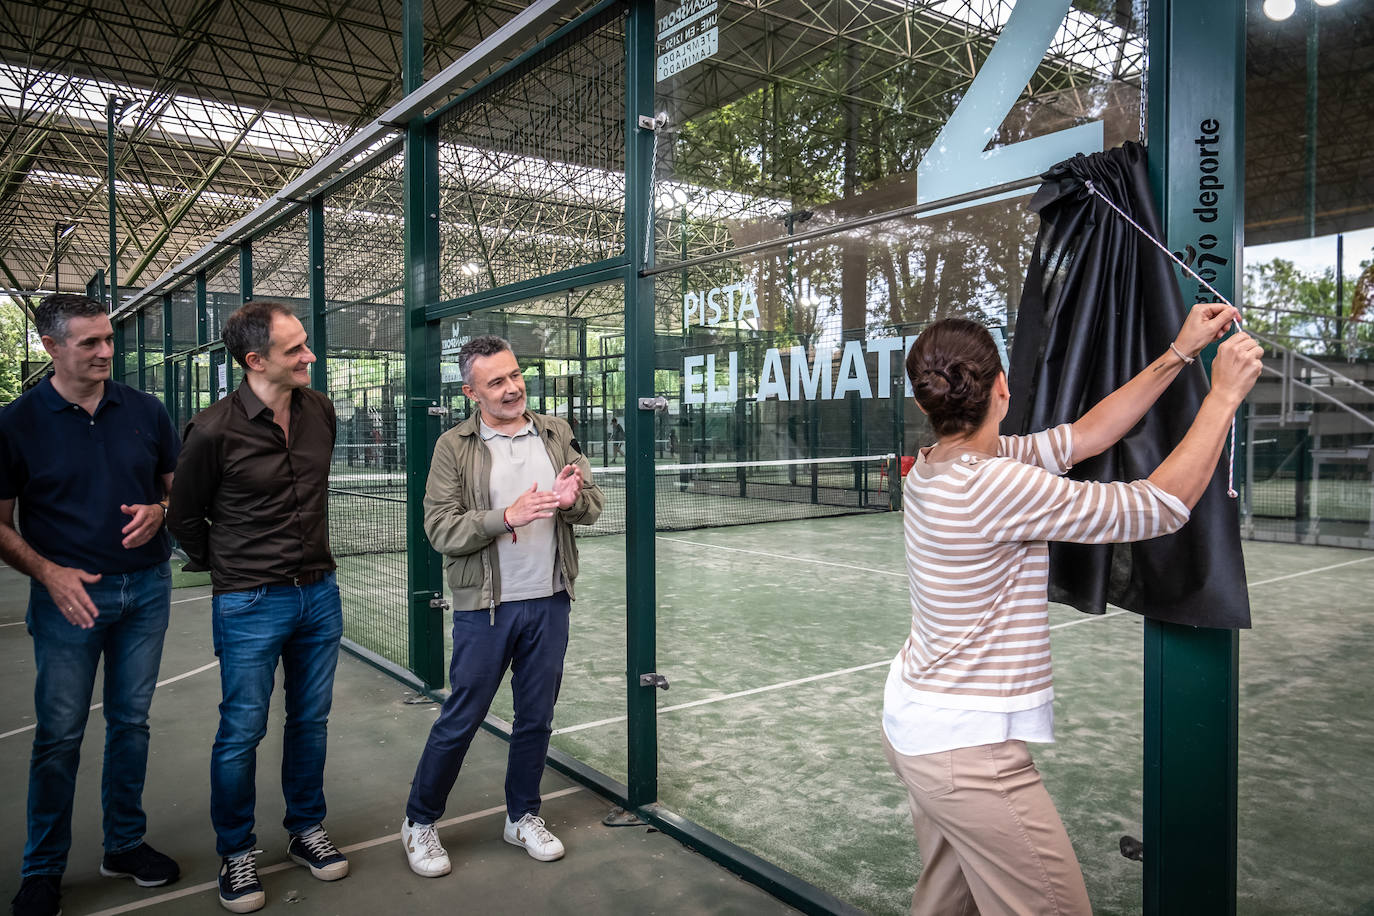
[503,832,564,862]
[218,889,266,913]
[99,864,177,887]
[289,852,349,881]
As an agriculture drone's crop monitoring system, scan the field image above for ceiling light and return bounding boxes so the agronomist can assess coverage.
[1313,0,1340,6]
[1262,0,1296,19]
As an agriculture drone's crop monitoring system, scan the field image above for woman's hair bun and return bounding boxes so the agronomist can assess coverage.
[905,320,1003,437]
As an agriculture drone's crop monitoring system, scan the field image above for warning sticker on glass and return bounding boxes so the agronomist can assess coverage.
[657,0,719,81]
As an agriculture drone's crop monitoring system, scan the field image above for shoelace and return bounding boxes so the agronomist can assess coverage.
[297,828,339,859]
[518,815,555,844]
[412,823,445,858]
[225,852,260,891]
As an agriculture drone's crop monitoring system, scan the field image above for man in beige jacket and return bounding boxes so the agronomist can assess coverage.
[399,335,602,880]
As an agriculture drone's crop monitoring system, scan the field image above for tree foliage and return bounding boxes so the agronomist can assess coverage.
[0,301,37,405]
[1243,257,1374,359]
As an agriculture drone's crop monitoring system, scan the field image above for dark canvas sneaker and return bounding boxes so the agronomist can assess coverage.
[502,813,565,861]
[100,841,180,887]
[287,825,349,881]
[217,851,265,914]
[10,875,61,916]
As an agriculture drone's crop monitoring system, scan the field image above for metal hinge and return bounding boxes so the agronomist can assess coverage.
[637,395,668,412]
[639,672,669,690]
[637,112,669,131]
[427,406,449,417]
[429,596,450,610]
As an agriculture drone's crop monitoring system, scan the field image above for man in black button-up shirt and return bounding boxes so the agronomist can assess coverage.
[169,300,348,913]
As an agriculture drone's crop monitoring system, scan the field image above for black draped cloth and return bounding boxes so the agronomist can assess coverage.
[1002,142,1251,629]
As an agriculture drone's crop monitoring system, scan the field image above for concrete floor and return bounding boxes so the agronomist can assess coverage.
[0,564,797,916]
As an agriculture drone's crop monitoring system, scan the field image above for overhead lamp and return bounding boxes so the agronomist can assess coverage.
[1262,0,1296,18]
[1312,0,1340,5]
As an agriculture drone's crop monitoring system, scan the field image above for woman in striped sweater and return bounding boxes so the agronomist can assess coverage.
[884,306,1262,916]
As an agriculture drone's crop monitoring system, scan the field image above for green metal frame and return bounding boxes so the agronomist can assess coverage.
[403,0,446,689]
[195,270,208,349]
[239,243,253,304]
[1144,0,1243,912]
[309,196,327,392]
[426,258,628,321]
[623,0,657,811]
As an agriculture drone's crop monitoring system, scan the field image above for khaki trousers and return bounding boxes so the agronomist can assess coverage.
[883,734,1093,916]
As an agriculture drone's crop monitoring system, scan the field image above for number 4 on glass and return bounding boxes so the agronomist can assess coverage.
[916,0,1104,211]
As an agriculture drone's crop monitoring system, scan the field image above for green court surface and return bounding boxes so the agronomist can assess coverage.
[452,512,1374,915]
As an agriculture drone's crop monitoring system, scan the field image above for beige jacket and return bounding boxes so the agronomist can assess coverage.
[423,410,603,616]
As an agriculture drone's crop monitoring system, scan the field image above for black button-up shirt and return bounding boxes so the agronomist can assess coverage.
[168,379,336,594]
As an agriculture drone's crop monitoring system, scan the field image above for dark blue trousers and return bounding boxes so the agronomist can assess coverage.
[406,592,570,824]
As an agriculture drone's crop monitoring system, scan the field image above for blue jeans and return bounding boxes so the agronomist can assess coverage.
[406,592,570,825]
[210,574,342,857]
[23,561,172,878]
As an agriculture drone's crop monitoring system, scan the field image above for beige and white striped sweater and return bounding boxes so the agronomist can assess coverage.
[899,423,1190,712]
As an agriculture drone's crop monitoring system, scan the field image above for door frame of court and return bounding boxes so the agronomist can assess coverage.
[1144,1,1244,913]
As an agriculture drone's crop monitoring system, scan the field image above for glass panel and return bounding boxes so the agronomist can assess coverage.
[322,150,409,669]
[652,2,1147,912]
[252,209,311,323]
[206,256,241,344]
[1238,4,1374,914]
[437,290,627,786]
[169,282,197,353]
[435,7,627,302]
[121,316,138,386]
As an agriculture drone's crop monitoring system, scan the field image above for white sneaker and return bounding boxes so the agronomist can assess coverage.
[502,813,565,862]
[401,818,451,878]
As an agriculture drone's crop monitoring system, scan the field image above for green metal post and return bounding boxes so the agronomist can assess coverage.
[239,243,253,305]
[403,0,445,687]
[196,270,208,348]
[135,308,146,390]
[625,0,658,809]
[162,293,174,415]
[107,97,122,379]
[309,197,327,393]
[1143,0,1243,912]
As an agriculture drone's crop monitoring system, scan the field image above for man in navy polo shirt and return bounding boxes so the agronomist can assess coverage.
[0,295,181,916]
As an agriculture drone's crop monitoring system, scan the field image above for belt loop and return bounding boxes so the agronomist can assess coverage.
[293,575,301,587]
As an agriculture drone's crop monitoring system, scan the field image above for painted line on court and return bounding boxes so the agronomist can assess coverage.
[86,786,585,916]
[0,621,24,627]
[0,662,219,742]
[554,611,1130,736]
[172,593,211,605]
[1248,554,1374,587]
[657,536,906,578]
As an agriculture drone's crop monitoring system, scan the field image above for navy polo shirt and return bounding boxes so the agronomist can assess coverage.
[0,376,180,574]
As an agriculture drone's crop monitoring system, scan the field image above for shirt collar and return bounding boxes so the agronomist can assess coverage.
[235,377,298,421]
[478,412,535,441]
[35,375,121,413]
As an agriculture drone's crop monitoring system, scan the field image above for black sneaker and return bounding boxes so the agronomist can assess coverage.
[217,852,264,914]
[287,826,348,881]
[10,875,61,916]
[100,841,180,887]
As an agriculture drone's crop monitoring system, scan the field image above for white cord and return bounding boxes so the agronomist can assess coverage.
[1081,180,1241,498]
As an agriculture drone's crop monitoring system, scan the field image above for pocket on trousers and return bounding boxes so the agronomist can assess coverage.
[906,750,956,798]
[215,586,267,617]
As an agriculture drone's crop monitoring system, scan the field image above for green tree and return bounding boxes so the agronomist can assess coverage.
[0,300,37,404]
[1243,257,1374,359]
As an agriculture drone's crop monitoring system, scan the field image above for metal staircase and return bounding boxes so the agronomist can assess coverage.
[1242,330,1374,545]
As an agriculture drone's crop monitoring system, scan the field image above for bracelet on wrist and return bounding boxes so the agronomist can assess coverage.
[1168,342,1195,365]
[502,508,518,543]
